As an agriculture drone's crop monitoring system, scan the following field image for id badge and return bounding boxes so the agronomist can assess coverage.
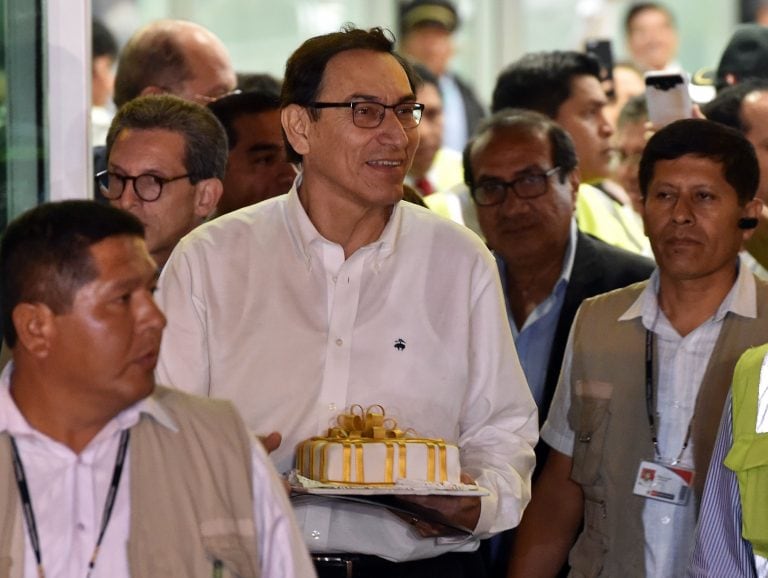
[632,460,694,506]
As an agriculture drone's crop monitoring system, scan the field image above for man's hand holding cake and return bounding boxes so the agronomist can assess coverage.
[395,472,482,537]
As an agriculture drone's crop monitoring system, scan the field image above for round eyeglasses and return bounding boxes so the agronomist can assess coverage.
[471,167,562,207]
[309,101,425,129]
[96,170,190,202]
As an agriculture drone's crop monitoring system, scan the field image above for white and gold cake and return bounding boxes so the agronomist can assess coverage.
[295,405,461,485]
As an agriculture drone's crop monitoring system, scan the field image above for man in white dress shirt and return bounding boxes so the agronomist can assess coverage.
[0,200,314,577]
[156,26,537,578]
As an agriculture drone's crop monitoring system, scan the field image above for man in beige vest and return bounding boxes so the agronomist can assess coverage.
[0,201,314,577]
[509,119,768,577]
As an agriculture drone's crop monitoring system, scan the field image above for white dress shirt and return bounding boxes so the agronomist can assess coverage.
[0,365,315,578]
[542,261,756,578]
[156,182,538,561]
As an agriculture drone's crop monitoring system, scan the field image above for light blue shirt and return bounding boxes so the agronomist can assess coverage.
[496,221,577,408]
[543,258,757,578]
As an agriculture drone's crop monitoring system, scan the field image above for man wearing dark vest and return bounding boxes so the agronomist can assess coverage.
[0,201,314,577]
[509,119,768,577]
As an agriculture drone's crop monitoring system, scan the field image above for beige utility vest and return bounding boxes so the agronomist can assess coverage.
[566,280,768,578]
[0,386,260,578]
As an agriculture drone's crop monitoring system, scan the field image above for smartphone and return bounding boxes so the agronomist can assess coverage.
[644,71,692,128]
[585,39,615,98]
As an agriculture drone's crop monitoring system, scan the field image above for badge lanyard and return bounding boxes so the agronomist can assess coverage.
[645,330,693,465]
[10,429,131,578]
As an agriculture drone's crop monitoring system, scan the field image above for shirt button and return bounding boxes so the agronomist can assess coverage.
[661,515,671,525]
[332,275,338,283]
[76,522,86,531]
[335,338,343,346]
[328,403,337,411]
[311,529,321,540]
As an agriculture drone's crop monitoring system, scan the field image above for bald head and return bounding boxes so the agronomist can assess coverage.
[113,19,236,108]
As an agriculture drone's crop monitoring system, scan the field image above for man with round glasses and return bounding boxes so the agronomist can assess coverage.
[465,109,653,576]
[156,26,537,577]
[99,94,226,269]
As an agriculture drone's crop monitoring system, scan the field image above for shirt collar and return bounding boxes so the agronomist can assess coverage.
[0,363,177,438]
[285,170,403,268]
[618,257,757,328]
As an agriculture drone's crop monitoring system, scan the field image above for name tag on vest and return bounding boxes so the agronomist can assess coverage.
[632,460,694,505]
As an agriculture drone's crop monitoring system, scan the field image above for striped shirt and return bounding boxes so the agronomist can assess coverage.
[688,394,768,577]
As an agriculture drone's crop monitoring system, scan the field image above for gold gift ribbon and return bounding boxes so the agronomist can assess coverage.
[327,404,409,440]
[299,404,450,484]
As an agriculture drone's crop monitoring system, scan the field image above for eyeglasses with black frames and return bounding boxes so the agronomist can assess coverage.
[309,101,425,129]
[471,167,562,207]
[95,170,190,202]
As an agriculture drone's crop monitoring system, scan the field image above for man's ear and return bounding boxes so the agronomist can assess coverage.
[281,104,311,157]
[193,178,224,219]
[567,167,581,205]
[12,303,55,358]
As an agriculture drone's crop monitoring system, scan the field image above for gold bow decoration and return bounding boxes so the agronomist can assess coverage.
[327,404,413,440]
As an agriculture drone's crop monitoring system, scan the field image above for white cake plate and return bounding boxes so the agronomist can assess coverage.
[289,471,490,496]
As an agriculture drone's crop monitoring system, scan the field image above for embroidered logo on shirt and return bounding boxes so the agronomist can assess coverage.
[394,338,406,351]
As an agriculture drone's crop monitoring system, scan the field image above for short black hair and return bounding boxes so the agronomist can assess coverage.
[703,78,768,133]
[1,201,145,347]
[281,25,418,163]
[638,118,758,205]
[492,51,602,118]
[624,2,676,35]
[463,108,578,189]
[106,94,228,182]
[93,19,118,60]
[209,88,281,150]
[236,72,282,94]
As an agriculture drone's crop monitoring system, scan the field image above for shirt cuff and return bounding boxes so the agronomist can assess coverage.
[540,422,574,457]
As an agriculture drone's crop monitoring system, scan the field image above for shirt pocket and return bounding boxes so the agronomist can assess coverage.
[200,518,259,578]
[569,380,613,486]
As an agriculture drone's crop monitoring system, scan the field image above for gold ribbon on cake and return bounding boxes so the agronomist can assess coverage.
[327,404,412,440]
[295,404,451,484]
